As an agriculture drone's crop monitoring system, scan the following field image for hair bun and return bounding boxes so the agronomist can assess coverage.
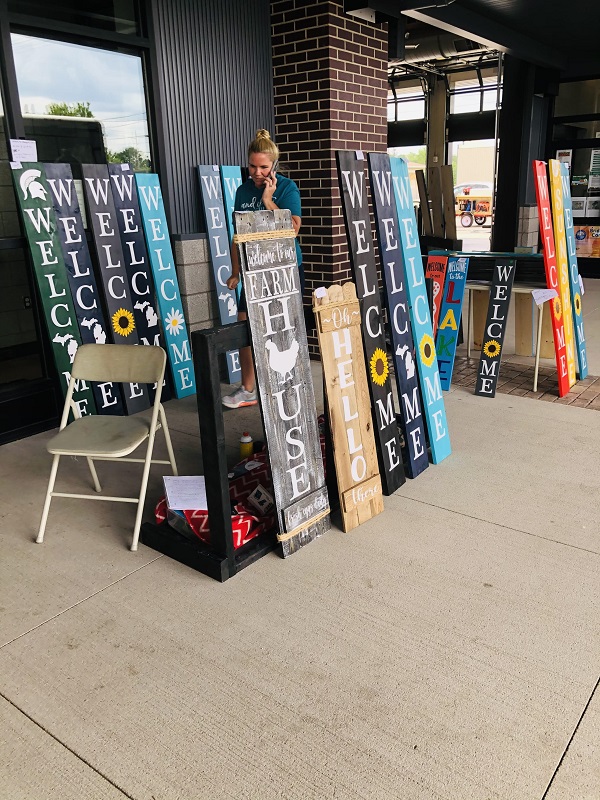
[255,129,271,140]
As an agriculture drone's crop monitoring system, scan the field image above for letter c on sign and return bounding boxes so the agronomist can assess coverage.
[161,278,177,302]
[415,293,428,325]
[108,275,126,300]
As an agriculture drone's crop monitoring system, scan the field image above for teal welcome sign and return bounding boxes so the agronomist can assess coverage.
[135,174,196,398]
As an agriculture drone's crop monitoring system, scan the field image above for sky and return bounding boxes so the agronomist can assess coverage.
[11,33,150,157]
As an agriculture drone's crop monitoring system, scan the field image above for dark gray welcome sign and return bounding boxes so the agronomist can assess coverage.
[234,208,330,558]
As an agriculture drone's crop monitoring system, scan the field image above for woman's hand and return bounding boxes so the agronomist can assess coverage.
[226,274,239,290]
[262,170,278,203]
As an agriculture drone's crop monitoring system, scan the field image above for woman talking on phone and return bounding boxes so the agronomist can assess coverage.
[222,129,303,409]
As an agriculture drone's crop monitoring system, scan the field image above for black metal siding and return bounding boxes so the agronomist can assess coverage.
[149,0,274,234]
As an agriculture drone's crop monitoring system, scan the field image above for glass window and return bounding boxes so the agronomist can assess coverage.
[388,82,426,122]
[449,74,501,115]
[12,33,151,178]
[8,1,142,36]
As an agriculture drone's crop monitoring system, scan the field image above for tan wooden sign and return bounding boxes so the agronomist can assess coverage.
[313,283,383,532]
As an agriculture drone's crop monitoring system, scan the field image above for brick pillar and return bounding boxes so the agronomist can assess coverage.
[271,0,388,336]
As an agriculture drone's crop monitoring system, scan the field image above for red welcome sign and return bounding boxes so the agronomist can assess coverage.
[533,161,570,397]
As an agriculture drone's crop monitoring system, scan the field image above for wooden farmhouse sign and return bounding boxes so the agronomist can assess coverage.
[474,258,516,397]
[219,165,243,242]
[549,159,577,386]
[336,150,405,494]
[390,156,451,464]
[313,283,384,532]
[425,254,448,337]
[44,162,124,415]
[82,163,150,415]
[559,161,588,378]
[197,164,240,383]
[11,163,96,417]
[533,160,570,397]
[234,208,330,557]
[135,173,196,398]
[367,152,429,479]
[435,255,469,391]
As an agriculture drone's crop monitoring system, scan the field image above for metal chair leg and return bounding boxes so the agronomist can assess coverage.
[37,454,60,543]
[86,457,102,492]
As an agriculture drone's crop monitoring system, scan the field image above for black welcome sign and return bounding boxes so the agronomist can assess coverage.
[336,150,405,495]
[44,162,124,415]
[234,209,330,558]
[368,153,429,479]
[475,258,516,397]
[197,165,240,384]
[82,164,150,414]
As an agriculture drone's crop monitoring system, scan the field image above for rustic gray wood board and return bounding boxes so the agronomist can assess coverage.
[415,170,433,237]
[234,208,330,557]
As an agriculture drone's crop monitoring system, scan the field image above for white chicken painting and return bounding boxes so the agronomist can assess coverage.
[265,337,300,383]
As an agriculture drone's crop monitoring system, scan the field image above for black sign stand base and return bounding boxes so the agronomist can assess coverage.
[140,321,277,582]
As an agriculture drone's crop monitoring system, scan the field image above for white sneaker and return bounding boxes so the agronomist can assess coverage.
[222,386,258,409]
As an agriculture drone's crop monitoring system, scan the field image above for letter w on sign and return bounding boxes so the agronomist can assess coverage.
[233,209,330,557]
[336,150,405,494]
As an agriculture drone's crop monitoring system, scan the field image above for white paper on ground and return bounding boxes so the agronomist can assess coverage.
[163,475,207,510]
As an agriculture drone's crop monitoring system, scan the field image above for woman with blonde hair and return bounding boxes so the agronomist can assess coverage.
[222,129,303,409]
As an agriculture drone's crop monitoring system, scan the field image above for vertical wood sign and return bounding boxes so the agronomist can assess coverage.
[336,151,405,494]
[234,209,330,557]
[474,258,515,397]
[108,163,170,403]
[533,160,570,397]
[135,173,196,398]
[220,165,243,242]
[560,162,588,379]
[313,283,384,531]
[435,255,469,390]
[390,157,451,464]
[11,163,95,416]
[367,152,428,479]
[197,165,240,383]
[549,159,577,387]
[425,254,448,336]
[82,164,150,415]
[44,162,124,415]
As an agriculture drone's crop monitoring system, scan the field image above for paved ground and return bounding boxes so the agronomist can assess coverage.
[1,279,599,800]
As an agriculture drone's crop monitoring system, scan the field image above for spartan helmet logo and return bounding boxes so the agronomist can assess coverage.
[19,169,47,200]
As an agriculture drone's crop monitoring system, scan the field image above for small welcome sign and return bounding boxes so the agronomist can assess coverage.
[474,258,515,397]
[435,255,469,390]
[234,208,330,556]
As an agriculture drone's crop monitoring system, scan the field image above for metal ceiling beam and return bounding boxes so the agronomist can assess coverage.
[402,5,566,70]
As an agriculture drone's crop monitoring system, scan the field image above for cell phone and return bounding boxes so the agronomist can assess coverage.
[271,159,279,175]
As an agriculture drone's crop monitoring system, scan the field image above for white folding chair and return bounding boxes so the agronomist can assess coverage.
[37,344,178,551]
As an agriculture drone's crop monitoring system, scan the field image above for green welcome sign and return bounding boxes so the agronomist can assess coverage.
[11,163,96,417]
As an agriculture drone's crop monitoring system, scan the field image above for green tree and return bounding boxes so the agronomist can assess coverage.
[47,101,94,118]
[106,146,150,172]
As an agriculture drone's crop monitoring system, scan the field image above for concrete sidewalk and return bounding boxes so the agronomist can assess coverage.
[1,285,600,799]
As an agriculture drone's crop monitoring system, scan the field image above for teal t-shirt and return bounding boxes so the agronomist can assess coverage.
[235,174,302,266]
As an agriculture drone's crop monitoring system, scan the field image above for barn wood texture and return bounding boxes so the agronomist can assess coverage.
[234,208,330,557]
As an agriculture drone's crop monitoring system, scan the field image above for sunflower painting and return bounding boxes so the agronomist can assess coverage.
[112,308,135,337]
[419,333,436,367]
[574,292,582,316]
[369,347,389,386]
[483,339,501,358]
[552,296,562,321]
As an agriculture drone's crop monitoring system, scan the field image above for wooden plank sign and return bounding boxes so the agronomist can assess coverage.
[234,208,330,556]
[367,152,429,479]
[533,160,570,397]
[435,255,469,391]
[474,258,516,397]
[11,163,96,416]
[560,162,588,379]
[390,156,451,465]
[548,159,577,387]
[219,165,243,242]
[336,150,405,494]
[313,283,383,532]
[425,253,448,336]
[82,164,150,415]
[44,162,124,415]
[135,173,196,398]
[197,164,240,383]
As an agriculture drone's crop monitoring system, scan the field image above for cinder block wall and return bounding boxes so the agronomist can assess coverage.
[173,236,217,334]
[517,205,540,251]
[271,0,388,327]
